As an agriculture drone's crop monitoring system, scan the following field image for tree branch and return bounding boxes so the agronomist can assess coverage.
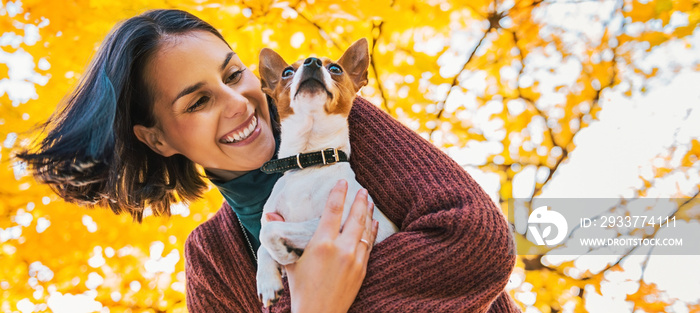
[291,5,342,50]
[506,28,567,203]
[369,21,391,114]
[428,25,493,140]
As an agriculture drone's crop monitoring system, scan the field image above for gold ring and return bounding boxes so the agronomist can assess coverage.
[359,238,370,247]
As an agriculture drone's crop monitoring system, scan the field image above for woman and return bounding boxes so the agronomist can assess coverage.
[18,9,520,313]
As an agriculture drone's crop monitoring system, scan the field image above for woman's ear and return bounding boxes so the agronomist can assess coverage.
[133,125,177,157]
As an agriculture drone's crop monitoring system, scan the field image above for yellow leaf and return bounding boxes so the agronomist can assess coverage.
[626,282,670,312]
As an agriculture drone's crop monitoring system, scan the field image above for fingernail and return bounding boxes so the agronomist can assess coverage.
[337,179,347,188]
[361,188,368,198]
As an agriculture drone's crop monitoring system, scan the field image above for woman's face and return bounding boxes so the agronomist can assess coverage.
[136,30,276,181]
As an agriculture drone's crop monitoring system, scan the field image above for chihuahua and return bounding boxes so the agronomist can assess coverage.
[255,38,399,307]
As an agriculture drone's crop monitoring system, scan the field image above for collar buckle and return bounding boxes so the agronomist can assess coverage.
[321,148,340,165]
[296,153,304,169]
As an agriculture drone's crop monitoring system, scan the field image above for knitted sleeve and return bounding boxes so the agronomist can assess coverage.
[184,205,262,312]
[346,97,519,312]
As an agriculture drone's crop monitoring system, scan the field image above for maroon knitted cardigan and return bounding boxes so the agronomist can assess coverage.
[185,97,521,312]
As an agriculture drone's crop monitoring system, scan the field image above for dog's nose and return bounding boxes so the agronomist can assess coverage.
[303,57,322,68]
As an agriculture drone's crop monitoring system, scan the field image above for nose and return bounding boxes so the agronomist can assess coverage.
[221,88,248,119]
[303,57,322,68]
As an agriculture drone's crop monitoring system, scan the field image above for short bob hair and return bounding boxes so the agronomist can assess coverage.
[18,9,274,221]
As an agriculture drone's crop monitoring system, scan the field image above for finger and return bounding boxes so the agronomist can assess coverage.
[358,202,374,250]
[356,219,379,266]
[339,188,369,243]
[356,224,373,262]
[315,179,348,238]
[372,220,379,244]
[365,202,374,242]
[265,212,285,222]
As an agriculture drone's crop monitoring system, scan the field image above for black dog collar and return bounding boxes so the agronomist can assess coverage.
[261,148,349,174]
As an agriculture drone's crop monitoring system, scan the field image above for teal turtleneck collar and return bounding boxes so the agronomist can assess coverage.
[208,133,282,253]
[210,168,281,253]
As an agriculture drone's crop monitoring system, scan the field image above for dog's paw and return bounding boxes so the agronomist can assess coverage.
[257,270,284,307]
[258,287,285,308]
[260,223,307,265]
[268,239,303,265]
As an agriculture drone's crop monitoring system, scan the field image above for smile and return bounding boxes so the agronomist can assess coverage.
[220,113,259,144]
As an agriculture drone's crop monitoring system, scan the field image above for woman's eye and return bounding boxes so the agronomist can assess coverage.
[225,69,244,84]
[187,96,210,113]
[328,64,343,75]
[282,67,295,78]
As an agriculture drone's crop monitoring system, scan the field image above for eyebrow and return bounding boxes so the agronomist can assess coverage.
[171,51,237,106]
[221,51,235,71]
[172,82,205,106]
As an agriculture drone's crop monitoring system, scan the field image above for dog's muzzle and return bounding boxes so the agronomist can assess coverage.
[294,57,331,98]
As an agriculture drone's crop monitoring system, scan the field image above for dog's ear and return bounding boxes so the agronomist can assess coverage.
[259,48,289,95]
[337,38,370,92]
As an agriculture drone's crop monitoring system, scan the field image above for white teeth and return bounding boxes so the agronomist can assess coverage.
[246,117,256,134]
[223,115,258,144]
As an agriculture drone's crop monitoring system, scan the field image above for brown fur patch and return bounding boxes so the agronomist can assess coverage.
[262,60,304,120]
[259,39,369,122]
[318,58,355,117]
[267,57,355,120]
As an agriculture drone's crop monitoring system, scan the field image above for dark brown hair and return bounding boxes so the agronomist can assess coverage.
[17,10,240,221]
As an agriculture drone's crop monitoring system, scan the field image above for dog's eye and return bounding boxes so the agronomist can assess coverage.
[328,64,343,75]
[282,67,295,78]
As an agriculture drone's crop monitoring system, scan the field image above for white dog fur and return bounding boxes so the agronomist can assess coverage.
[255,39,399,307]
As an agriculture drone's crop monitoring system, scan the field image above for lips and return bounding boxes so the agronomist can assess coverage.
[220,113,259,144]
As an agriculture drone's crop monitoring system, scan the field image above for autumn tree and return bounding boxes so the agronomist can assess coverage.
[1,0,698,312]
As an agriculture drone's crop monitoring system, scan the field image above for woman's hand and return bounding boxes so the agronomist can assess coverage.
[281,179,378,313]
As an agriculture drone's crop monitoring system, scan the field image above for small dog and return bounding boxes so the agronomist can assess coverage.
[256,38,399,307]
